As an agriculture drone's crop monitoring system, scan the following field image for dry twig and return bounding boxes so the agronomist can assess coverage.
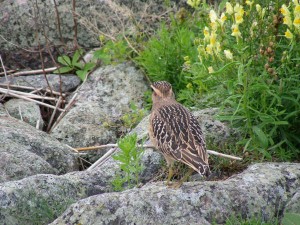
[78,143,242,171]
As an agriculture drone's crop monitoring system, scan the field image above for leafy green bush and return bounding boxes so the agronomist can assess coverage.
[93,38,132,65]
[136,21,199,98]
[111,133,144,191]
[137,0,300,162]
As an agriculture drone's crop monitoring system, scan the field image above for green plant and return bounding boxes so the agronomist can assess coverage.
[93,39,131,65]
[222,214,278,225]
[112,133,144,191]
[282,212,300,225]
[184,0,300,161]
[121,101,147,130]
[55,49,96,81]
[136,20,199,101]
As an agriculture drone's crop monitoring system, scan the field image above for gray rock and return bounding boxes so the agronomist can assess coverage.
[0,115,78,182]
[0,103,7,116]
[285,188,300,213]
[0,0,182,51]
[50,163,300,225]
[0,74,81,93]
[50,62,148,148]
[4,99,44,129]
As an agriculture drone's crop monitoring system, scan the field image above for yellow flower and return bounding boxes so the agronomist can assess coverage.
[209,10,218,23]
[234,4,244,13]
[295,5,300,16]
[285,29,293,39]
[293,16,300,29]
[205,44,213,55]
[235,13,244,24]
[246,1,254,7]
[208,66,214,73]
[256,4,266,18]
[233,4,244,24]
[219,13,227,26]
[203,27,210,41]
[226,2,234,15]
[187,0,200,8]
[283,15,293,28]
[209,32,217,46]
[231,24,241,38]
[224,50,233,60]
[280,4,290,16]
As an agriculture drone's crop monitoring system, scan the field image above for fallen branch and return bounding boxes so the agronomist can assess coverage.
[0,83,66,96]
[0,87,65,112]
[4,67,57,77]
[77,143,242,172]
[0,70,17,76]
[0,87,64,102]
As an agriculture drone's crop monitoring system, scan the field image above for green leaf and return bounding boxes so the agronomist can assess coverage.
[73,62,84,69]
[54,66,73,74]
[282,213,300,225]
[72,49,83,65]
[83,62,96,71]
[76,70,88,81]
[252,126,269,149]
[58,55,71,66]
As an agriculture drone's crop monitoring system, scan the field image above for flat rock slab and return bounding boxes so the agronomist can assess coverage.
[51,163,300,225]
[0,115,78,182]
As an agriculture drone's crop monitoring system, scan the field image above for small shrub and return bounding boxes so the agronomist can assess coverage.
[112,133,144,191]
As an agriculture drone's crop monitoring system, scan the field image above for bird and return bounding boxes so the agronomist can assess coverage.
[149,81,210,188]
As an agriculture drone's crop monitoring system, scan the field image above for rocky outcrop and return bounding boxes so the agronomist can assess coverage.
[50,62,148,148]
[0,0,183,51]
[0,114,78,183]
[50,163,300,225]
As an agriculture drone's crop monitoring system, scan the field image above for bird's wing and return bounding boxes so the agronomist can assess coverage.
[152,104,209,175]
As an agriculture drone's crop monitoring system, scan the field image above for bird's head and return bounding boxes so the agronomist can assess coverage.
[151,81,175,103]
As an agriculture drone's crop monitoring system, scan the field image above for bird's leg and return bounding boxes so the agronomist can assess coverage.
[170,168,194,189]
[166,164,174,186]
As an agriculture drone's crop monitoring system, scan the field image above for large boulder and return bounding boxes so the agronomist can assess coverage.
[0,0,183,52]
[0,114,78,183]
[50,163,300,225]
[50,62,148,148]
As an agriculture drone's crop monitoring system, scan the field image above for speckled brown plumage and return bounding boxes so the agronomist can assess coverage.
[149,81,210,182]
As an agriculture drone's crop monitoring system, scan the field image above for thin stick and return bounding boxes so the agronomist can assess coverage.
[75,144,242,160]
[0,88,65,112]
[0,87,63,102]
[65,144,92,169]
[49,93,78,132]
[0,55,8,82]
[87,147,118,171]
[0,84,66,96]
[82,143,242,172]
[5,67,57,77]
[0,70,16,76]
[47,96,62,132]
